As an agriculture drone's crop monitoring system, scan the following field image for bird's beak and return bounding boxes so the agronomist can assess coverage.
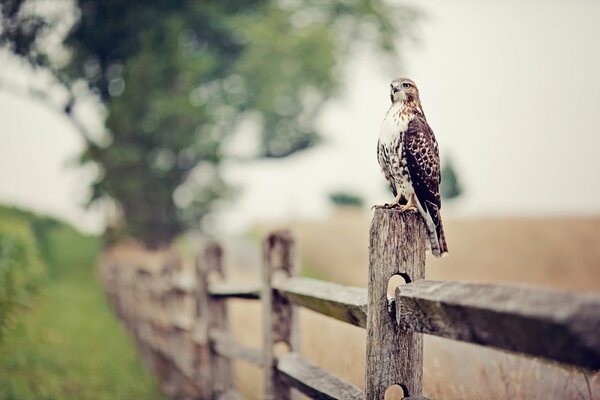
[391,85,399,94]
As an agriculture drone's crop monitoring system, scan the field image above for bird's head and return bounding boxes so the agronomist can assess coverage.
[390,78,419,104]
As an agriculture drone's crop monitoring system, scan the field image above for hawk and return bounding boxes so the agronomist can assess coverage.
[375,78,448,257]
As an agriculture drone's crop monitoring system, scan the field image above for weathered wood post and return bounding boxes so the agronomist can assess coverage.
[262,231,299,400]
[195,243,235,399]
[163,259,180,397]
[205,243,235,396]
[366,209,427,399]
[194,248,211,400]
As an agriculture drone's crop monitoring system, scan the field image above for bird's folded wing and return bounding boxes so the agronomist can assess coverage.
[403,117,442,210]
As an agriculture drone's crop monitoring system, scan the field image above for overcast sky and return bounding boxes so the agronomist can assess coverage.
[1,0,599,234]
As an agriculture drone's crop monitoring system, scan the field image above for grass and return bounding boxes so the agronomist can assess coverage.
[0,221,165,400]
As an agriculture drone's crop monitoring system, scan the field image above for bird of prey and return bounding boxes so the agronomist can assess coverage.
[374,78,448,257]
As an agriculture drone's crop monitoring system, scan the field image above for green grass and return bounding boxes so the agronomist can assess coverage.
[0,220,165,400]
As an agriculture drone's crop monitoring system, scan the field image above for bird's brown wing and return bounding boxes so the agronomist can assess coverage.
[403,117,441,210]
[404,116,448,256]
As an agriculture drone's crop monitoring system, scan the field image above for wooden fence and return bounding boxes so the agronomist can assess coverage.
[100,209,600,399]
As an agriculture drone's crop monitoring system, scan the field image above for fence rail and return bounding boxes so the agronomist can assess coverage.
[277,352,364,400]
[273,277,368,328]
[394,280,600,370]
[100,209,600,400]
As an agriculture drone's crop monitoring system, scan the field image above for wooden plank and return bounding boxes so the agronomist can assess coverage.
[262,231,299,400]
[210,329,264,367]
[209,281,261,299]
[195,247,215,399]
[273,277,367,328]
[277,352,364,400]
[366,209,426,399]
[205,243,235,396]
[395,280,600,370]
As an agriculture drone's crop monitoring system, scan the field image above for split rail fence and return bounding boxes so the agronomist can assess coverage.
[100,210,600,399]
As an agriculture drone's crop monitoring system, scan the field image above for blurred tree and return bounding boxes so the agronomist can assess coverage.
[0,0,47,65]
[1,0,419,246]
[441,157,463,201]
[329,191,364,208]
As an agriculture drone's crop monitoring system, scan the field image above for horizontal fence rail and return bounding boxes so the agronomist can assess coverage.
[100,209,600,400]
[272,277,368,328]
[395,280,600,370]
[277,352,364,400]
[209,329,264,367]
[209,277,368,327]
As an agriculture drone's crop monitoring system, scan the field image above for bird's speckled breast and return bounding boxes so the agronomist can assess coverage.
[378,103,413,197]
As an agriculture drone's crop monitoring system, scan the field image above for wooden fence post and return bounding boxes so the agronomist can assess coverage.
[366,209,427,399]
[195,243,235,399]
[262,231,299,400]
[193,255,211,400]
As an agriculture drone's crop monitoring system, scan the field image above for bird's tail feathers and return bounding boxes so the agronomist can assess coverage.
[423,201,448,258]
[434,211,449,257]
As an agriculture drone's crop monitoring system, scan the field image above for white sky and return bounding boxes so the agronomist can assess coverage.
[1,0,600,234]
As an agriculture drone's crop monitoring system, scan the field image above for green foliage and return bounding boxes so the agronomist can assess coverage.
[441,157,463,200]
[329,191,365,208]
[2,1,418,246]
[0,216,45,340]
[0,205,85,278]
[0,208,164,399]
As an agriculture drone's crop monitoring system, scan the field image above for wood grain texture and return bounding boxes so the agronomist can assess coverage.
[209,281,262,299]
[262,231,300,400]
[205,243,235,396]
[195,248,215,399]
[395,280,600,370]
[194,244,235,398]
[209,277,367,327]
[366,209,426,399]
[209,328,264,367]
[273,277,368,328]
[277,352,365,400]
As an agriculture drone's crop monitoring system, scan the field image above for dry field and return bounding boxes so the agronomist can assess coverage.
[223,209,600,399]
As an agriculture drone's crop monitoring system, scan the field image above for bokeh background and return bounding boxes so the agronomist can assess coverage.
[1,0,599,399]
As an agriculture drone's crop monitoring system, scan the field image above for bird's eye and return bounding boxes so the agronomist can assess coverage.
[402,82,411,89]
